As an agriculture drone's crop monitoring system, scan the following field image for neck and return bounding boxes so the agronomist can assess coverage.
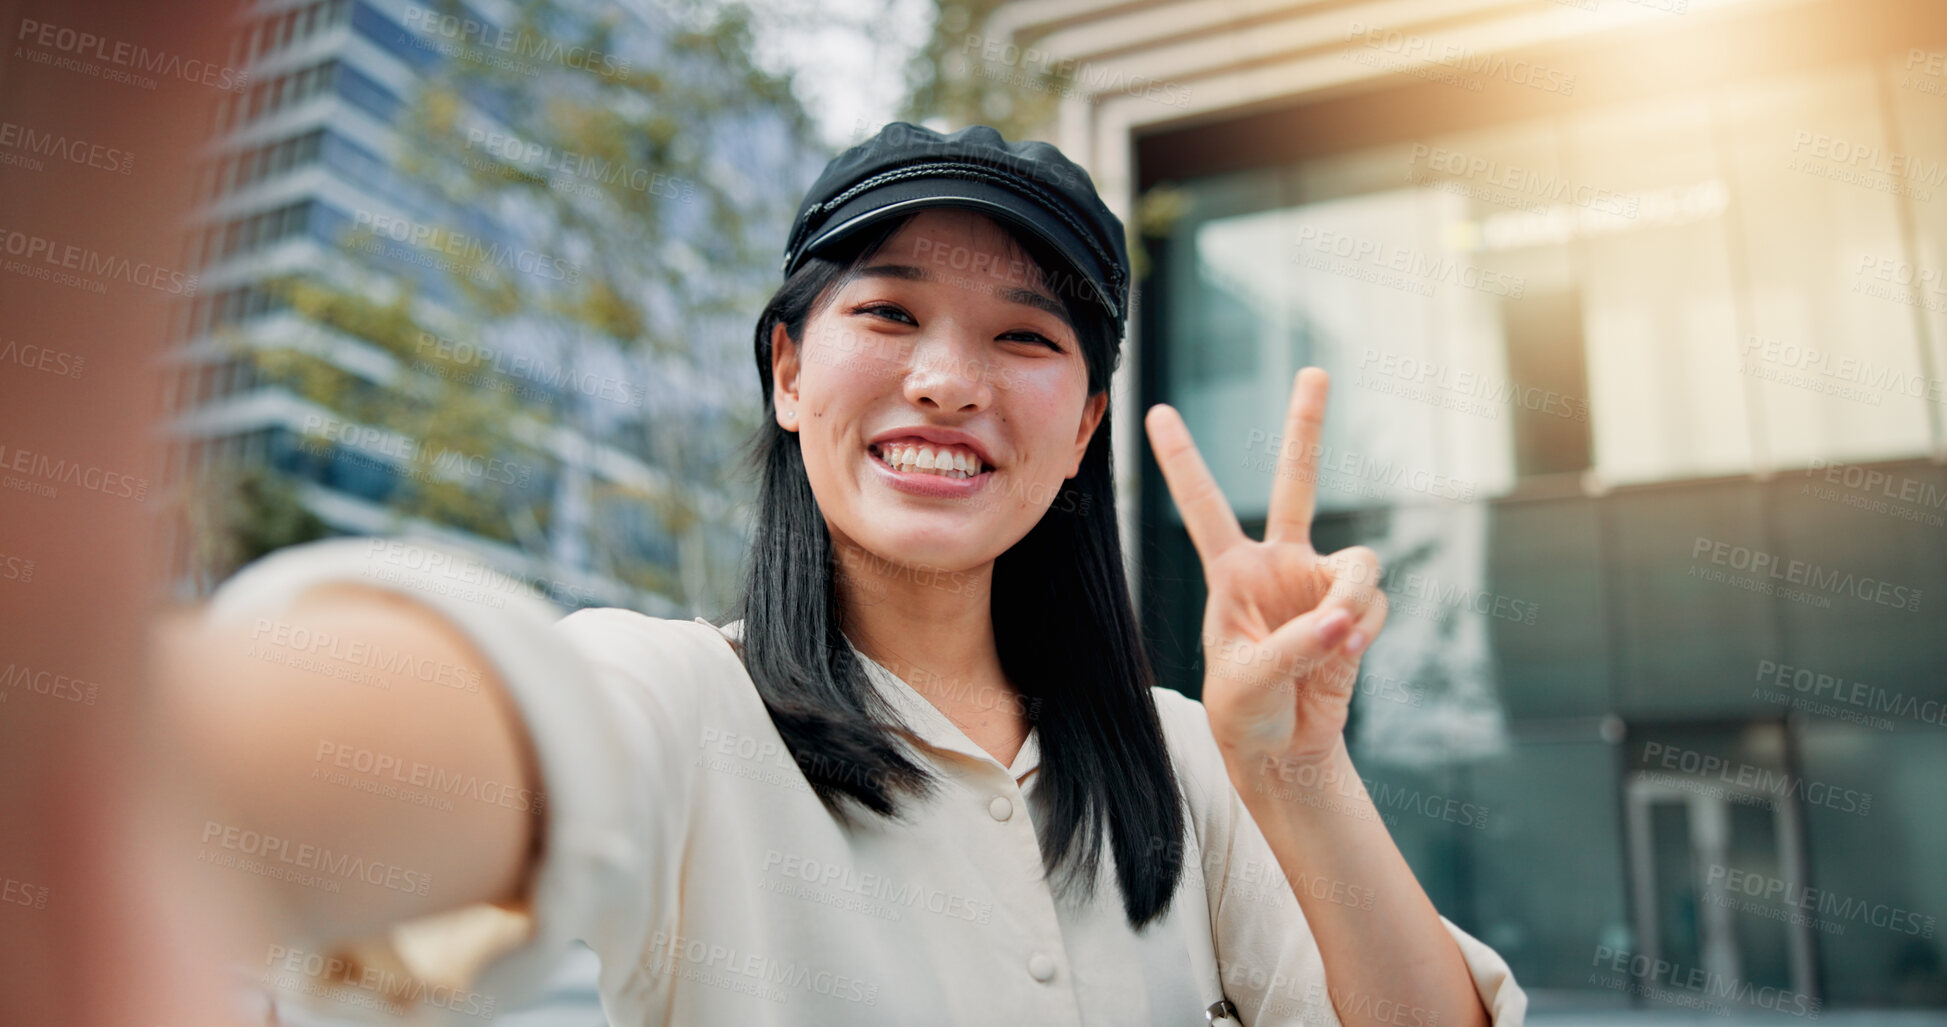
[833,533,1000,689]
[831,535,1027,764]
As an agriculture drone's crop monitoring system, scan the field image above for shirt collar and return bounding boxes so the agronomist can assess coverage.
[700,617,1039,783]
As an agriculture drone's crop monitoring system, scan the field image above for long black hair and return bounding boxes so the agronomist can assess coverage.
[729,211,1186,930]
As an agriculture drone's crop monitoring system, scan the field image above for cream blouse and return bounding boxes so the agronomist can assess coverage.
[203,537,1528,1026]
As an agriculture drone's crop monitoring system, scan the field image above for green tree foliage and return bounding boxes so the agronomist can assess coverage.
[902,0,1059,139]
[202,0,817,612]
[904,0,1182,279]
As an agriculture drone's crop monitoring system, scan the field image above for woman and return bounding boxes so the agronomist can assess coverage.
[156,122,1526,1026]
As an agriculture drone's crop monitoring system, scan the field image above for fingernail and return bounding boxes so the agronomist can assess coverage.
[1315,608,1352,646]
[1344,630,1368,655]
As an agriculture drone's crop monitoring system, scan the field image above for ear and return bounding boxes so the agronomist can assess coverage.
[1068,390,1107,478]
[771,322,801,432]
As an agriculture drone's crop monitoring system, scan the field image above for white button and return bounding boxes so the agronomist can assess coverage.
[1027,952,1056,982]
[988,796,1012,821]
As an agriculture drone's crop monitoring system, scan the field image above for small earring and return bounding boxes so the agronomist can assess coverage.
[783,409,795,420]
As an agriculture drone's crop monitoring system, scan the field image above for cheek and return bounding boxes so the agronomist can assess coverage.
[795,343,895,476]
[801,329,910,396]
[1007,374,1088,470]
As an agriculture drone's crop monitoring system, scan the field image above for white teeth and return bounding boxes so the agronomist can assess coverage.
[877,442,985,479]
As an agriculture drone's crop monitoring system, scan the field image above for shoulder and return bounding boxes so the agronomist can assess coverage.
[549,610,752,721]
[556,611,743,666]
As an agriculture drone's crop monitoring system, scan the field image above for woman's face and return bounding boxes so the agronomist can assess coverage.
[771,208,1107,582]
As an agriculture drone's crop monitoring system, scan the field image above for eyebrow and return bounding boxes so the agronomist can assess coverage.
[854,263,1072,327]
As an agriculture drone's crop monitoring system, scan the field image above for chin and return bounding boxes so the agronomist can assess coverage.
[842,520,998,578]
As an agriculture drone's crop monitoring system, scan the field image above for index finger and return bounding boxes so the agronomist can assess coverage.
[1265,367,1329,545]
[1144,403,1247,566]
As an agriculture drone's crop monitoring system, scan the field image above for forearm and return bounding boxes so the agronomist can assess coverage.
[1226,738,1489,1027]
[149,584,541,949]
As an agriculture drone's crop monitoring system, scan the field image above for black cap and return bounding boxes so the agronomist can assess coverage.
[781,122,1130,332]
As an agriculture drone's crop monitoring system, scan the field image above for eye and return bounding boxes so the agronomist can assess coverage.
[851,302,914,325]
[1000,330,1064,353]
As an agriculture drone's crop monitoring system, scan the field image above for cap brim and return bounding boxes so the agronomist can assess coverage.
[799,177,1118,323]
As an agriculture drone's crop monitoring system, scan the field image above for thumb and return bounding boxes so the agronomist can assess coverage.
[1260,601,1360,699]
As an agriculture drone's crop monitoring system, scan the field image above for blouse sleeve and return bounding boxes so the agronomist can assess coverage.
[1153,688,1528,1027]
[200,536,706,1026]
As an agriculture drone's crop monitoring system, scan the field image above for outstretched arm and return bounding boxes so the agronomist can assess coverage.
[150,581,541,949]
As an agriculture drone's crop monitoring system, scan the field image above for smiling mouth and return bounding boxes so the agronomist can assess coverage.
[868,441,992,480]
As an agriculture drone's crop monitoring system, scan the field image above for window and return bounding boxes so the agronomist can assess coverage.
[1159,61,1935,501]
[198,200,317,266]
[233,0,349,65]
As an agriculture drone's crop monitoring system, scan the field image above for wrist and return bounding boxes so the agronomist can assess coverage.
[1224,736,1360,815]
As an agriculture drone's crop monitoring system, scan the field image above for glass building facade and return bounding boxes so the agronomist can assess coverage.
[1029,0,1947,1013]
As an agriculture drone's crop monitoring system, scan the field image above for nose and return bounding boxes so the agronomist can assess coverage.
[902,329,995,414]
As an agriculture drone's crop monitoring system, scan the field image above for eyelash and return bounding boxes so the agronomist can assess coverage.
[850,303,1064,352]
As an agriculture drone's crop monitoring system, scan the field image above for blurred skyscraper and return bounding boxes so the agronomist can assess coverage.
[162,0,819,620]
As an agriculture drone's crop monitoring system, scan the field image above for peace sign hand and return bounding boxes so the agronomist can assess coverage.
[1144,368,1388,772]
